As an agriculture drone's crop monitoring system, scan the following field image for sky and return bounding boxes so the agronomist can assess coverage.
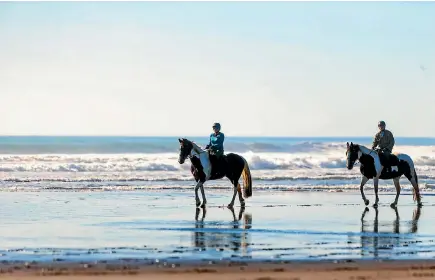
[0,1,434,137]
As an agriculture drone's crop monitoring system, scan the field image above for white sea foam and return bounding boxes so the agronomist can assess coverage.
[0,143,435,191]
[0,143,434,172]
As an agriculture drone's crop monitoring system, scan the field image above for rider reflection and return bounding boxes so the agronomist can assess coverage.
[358,206,422,258]
[193,207,252,256]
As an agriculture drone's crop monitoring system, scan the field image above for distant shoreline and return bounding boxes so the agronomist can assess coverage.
[0,135,435,138]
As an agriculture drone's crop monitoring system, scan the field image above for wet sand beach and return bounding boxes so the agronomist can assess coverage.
[1,189,435,279]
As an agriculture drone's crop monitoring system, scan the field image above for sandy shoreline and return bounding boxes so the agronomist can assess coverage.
[2,191,435,262]
[2,259,435,279]
[3,190,435,279]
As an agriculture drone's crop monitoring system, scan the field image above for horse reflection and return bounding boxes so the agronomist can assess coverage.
[359,206,422,258]
[193,207,252,256]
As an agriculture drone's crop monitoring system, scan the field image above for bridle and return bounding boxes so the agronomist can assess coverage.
[181,142,207,161]
[348,144,379,168]
[348,146,361,167]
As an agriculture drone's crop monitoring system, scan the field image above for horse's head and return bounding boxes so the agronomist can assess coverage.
[346,142,360,170]
[178,138,193,164]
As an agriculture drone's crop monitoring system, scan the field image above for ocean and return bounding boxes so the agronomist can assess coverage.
[1,136,435,193]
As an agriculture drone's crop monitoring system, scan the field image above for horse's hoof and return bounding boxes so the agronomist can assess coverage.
[390,203,397,208]
[196,202,201,208]
[364,207,369,212]
[240,202,246,208]
[418,202,423,207]
[364,200,369,206]
[201,204,206,209]
[227,204,234,209]
[373,203,378,208]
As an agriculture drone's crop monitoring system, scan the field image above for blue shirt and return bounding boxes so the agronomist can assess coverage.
[208,132,225,154]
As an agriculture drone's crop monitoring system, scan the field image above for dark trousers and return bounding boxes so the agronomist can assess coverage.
[209,151,223,175]
[379,149,392,167]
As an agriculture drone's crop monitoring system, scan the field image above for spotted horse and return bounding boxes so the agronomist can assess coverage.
[346,142,422,208]
[177,138,252,208]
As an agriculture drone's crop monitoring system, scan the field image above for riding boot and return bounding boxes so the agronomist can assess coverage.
[384,152,390,163]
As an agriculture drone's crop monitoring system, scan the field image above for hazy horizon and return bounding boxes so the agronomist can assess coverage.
[0,135,434,139]
[1,1,434,137]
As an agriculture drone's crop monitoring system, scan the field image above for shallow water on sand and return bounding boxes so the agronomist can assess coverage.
[1,190,435,262]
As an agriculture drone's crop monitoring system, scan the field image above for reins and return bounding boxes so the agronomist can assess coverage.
[187,144,207,160]
[353,147,378,166]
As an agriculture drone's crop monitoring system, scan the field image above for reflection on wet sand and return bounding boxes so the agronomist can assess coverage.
[193,207,252,257]
[359,206,422,258]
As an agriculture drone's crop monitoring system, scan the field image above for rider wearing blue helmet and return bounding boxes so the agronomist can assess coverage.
[205,123,225,176]
[205,122,225,157]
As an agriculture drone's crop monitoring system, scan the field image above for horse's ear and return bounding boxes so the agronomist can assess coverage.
[178,138,183,143]
[350,142,353,146]
[346,142,349,148]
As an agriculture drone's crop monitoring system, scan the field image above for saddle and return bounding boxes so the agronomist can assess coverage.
[209,153,226,179]
[376,150,400,170]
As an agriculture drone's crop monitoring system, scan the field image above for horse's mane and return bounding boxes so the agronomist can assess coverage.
[353,143,373,156]
[185,139,205,154]
[359,145,372,155]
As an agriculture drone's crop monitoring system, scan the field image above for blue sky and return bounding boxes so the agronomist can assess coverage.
[0,1,434,136]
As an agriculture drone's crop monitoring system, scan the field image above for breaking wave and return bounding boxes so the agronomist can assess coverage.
[0,142,435,173]
[1,140,435,191]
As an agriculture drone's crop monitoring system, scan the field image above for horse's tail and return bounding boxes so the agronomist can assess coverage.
[407,155,419,202]
[241,157,252,198]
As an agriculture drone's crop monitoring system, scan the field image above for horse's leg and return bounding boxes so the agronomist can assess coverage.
[374,207,379,232]
[228,206,236,221]
[195,206,206,221]
[373,177,380,208]
[194,181,202,207]
[201,206,207,220]
[228,179,238,209]
[373,167,383,208]
[411,205,422,233]
[361,207,369,223]
[408,173,423,207]
[359,176,370,206]
[237,182,245,208]
[228,205,245,223]
[392,205,400,233]
[195,207,200,221]
[391,177,401,208]
[199,182,207,208]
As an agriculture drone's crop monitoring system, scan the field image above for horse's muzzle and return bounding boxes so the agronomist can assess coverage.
[178,158,185,164]
[346,161,354,170]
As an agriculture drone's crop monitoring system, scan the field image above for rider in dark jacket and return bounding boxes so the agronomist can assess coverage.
[372,120,395,165]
